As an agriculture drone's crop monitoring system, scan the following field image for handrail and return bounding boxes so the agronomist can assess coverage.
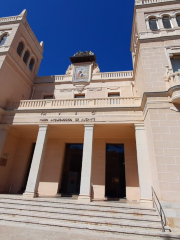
[151,187,171,232]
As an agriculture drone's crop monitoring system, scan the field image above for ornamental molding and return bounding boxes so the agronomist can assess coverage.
[170,106,180,112]
[93,63,100,73]
[75,85,85,93]
[65,65,73,75]
[73,51,95,57]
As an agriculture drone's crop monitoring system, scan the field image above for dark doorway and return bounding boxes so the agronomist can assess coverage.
[105,144,126,199]
[20,143,36,193]
[59,144,83,195]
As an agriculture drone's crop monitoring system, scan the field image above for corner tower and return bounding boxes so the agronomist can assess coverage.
[0,10,43,108]
[132,0,180,98]
[131,0,180,229]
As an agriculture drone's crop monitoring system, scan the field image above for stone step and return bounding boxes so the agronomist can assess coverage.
[0,198,158,216]
[0,207,162,231]
[0,213,179,239]
[0,202,160,222]
[0,195,156,211]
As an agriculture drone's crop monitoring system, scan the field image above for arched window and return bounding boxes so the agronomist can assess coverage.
[23,50,30,64]
[0,34,8,46]
[29,58,35,71]
[162,16,172,29]
[149,18,158,31]
[176,15,180,27]
[17,41,24,56]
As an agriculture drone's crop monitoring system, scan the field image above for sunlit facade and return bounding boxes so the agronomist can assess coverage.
[0,0,180,229]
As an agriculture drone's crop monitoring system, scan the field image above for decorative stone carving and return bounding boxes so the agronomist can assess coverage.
[170,106,180,112]
[73,51,94,57]
[93,63,100,73]
[65,65,73,75]
[76,85,85,93]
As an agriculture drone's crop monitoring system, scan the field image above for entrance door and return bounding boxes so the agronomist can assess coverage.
[105,144,126,199]
[60,144,83,195]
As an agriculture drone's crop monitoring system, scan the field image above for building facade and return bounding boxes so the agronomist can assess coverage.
[0,0,180,228]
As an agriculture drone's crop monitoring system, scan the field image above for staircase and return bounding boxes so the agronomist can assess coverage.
[0,195,179,239]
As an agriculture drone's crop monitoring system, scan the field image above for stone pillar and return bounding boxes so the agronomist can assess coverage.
[78,124,94,202]
[134,124,152,204]
[171,16,178,28]
[23,125,48,197]
[145,19,150,30]
[0,125,9,157]
[157,17,163,29]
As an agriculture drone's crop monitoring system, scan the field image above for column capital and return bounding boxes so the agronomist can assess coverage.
[39,124,48,129]
[84,124,94,128]
[0,124,10,131]
[134,123,145,130]
[38,124,49,133]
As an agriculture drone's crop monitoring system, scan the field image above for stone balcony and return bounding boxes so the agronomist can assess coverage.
[135,0,175,5]
[7,96,142,111]
[34,71,134,84]
[165,67,180,104]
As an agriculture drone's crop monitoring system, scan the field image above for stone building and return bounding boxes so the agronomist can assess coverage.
[0,0,180,231]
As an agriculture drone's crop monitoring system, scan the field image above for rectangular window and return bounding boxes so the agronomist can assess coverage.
[149,19,158,31]
[43,95,54,99]
[162,17,171,29]
[108,93,120,98]
[171,56,180,72]
[74,94,85,99]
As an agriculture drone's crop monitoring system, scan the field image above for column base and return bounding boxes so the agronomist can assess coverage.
[140,198,153,207]
[23,191,38,198]
[78,195,92,203]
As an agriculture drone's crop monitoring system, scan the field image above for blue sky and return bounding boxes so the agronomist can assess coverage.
[0,0,135,76]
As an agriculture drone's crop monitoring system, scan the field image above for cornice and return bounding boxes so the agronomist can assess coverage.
[135,0,179,8]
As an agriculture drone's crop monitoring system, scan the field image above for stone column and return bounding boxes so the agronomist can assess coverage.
[23,125,48,197]
[157,17,163,29]
[0,125,9,157]
[145,19,150,30]
[171,16,178,28]
[78,124,94,202]
[134,124,152,204]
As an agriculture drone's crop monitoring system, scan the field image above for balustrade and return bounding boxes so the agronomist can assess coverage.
[34,71,133,83]
[165,67,180,88]
[136,0,175,5]
[7,97,141,110]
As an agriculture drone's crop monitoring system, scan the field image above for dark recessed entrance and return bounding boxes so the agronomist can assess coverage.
[59,144,83,195]
[105,144,126,199]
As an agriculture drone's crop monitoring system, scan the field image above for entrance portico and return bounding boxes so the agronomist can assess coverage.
[0,123,152,203]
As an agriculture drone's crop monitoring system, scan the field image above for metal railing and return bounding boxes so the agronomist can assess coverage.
[152,187,171,232]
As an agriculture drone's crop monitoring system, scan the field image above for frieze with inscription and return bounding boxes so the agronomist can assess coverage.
[40,118,95,122]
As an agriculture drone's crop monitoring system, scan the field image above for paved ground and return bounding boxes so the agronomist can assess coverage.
[0,221,147,240]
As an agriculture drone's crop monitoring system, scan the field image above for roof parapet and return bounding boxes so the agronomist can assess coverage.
[135,0,177,5]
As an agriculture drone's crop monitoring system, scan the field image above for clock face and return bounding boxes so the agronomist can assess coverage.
[74,66,89,82]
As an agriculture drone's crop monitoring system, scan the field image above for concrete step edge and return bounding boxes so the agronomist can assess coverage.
[0,211,162,230]
[0,200,158,216]
[0,214,179,239]
[0,206,160,222]
[0,196,155,211]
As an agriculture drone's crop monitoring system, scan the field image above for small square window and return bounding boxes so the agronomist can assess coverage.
[43,95,54,99]
[108,93,120,98]
[75,94,85,99]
